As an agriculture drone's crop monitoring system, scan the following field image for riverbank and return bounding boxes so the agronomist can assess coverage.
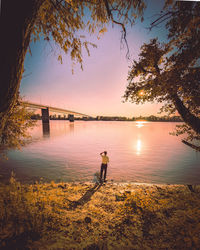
[1,179,200,249]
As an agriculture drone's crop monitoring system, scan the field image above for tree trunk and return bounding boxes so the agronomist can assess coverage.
[0,0,43,135]
[172,93,200,134]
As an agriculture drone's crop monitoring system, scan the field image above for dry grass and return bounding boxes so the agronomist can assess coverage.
[1,176,200,249]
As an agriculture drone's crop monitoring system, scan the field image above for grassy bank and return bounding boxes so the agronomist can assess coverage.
[0,177,200,249]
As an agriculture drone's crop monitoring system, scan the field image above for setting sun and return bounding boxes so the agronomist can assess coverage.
[139,90,145,96]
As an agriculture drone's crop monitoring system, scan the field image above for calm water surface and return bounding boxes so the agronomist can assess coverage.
[0,121,199,184]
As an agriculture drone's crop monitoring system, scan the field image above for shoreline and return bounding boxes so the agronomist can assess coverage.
[1,176,199,186]
[1,174,200,186]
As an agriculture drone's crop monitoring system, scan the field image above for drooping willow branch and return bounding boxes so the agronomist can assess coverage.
[103,0,130,59]
[49,0,137,59]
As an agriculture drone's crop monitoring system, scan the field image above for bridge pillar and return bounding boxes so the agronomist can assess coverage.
[68,114,74,122]
[42,122,50,137]
[41,108,49,123]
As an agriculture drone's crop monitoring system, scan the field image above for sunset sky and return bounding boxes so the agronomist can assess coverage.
[20,0,167,118]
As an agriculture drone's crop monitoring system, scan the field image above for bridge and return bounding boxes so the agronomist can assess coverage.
[22,101,91,122]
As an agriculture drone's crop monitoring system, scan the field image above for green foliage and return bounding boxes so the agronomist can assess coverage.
[171,123,200,142]
[125,38,171,104]
[32,0,145,70]
[124,1,200,140]
[0,97,36,150]
[0,175,65,248]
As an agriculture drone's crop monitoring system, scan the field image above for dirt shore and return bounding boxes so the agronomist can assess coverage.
[1,180,200,249]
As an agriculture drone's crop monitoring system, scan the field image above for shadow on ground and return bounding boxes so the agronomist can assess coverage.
[67,183,103,210]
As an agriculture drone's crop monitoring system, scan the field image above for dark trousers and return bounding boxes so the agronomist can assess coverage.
[100,164,107,180]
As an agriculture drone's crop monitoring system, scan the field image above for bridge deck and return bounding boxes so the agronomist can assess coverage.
[22,101,90,117]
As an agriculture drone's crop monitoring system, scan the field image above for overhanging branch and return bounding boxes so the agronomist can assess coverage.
[103,0,130,59]
[172,93,200,134]
[149,10,178,30]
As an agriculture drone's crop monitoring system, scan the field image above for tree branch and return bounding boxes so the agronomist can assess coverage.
[149,10,178,30]
[103,0,130,59]
[150,11,172,26]
[172,93,200,134]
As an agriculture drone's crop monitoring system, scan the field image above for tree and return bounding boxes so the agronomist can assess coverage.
[0,96,36,151]
[124,1,200,141]
[0,0,145,146]
[0,0,43,138]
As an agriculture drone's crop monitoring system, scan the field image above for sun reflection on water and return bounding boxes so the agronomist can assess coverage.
[136,139,142,155]
[136,121,147,128]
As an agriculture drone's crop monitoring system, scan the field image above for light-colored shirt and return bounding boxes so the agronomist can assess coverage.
[101,155,109,164]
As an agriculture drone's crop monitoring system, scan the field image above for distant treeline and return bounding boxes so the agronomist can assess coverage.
[96,115,182,122]
[31,114,183,122]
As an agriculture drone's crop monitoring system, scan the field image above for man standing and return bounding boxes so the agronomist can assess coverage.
[100,151,109,182]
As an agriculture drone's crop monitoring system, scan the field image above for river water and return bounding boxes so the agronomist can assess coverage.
[0,121,199,184]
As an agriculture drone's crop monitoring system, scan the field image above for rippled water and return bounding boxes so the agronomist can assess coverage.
[0,121,199,184]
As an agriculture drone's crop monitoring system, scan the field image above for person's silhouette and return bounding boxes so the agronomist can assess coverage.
[100,151,109,182]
